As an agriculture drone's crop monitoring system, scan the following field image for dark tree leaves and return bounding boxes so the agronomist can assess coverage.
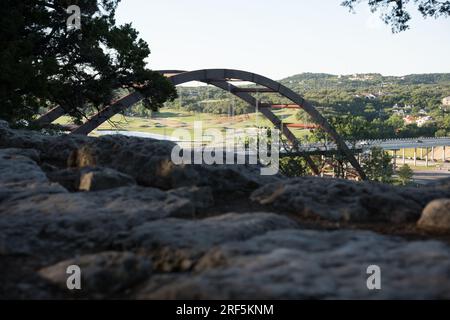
[0,0,177,123]
[342,0,450,32]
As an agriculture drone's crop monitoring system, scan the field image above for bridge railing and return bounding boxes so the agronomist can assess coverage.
[361,137,450,144]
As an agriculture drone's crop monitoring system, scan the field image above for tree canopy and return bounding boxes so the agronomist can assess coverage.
[0,0,177,124]
[342,0,450,32]
[397,164,414,185]
[362,147,394,183]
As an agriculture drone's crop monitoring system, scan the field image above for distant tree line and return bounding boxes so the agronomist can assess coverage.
[166,73,450,138]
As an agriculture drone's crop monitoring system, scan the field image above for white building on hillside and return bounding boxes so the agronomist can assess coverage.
[416,116,433,127]
[443,96,450,106]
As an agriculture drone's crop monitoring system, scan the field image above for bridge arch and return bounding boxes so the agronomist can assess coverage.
[35,68,366,180]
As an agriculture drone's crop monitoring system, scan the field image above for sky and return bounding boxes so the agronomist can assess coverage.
[115,0,450,80]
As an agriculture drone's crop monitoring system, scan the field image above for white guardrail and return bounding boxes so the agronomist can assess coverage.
[97,130,450,153]
[298,137,450,152]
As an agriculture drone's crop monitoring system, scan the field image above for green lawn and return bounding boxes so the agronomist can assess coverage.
[53,107,313,139]
[408,165,438,171]
[53,110,443,158]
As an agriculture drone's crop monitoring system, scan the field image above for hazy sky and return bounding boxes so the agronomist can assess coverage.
[116,0,450,80]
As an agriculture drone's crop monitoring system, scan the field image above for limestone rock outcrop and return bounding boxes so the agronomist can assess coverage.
[1,121,450,300]
[418,199,450,231]
[250,177,450,223]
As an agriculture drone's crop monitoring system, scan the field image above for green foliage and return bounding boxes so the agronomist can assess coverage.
[0,0,177,123]
[329,116,372,142]
[397,164,414,186]
[166,72,450,140]
[295,110,312,123]
[341,0,450,33]
[279,156,309,177]
[166,86,254,115]
[361,147,394,183]
[310,112,443,143]
[435,114,450,136]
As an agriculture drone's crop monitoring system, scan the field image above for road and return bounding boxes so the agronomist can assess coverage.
[297,137,450,152]
[412,169,450,185]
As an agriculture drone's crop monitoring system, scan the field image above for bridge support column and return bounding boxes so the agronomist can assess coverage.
[33,106,66,126]
[330,155,334,178]
[402,149,405,165]
[414,148,417,167]
[393,150,397,170]
[425,148,429,167]
[320,156,325,177]
[71,92,144,135]
[420,148,423,159]
[443,146,446,163]
[432,147,435,162]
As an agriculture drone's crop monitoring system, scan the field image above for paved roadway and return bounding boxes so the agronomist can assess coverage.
[297,137,450,152]
[302,137,450,151]
[412,169,450,185]
[359,137,450,150]
[96,130,450,153]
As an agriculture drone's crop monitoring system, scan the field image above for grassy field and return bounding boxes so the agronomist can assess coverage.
[393,148,431,159]
[54,108,447,169]
[408,165,439,170]
[53,107,312,139]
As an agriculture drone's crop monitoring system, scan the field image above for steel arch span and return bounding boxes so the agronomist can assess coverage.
[35,68,367,180]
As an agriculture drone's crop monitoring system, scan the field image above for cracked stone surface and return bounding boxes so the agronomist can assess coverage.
[250,177,450,223]
[39,251,152,298]
[68,134,279,194]
[136,229,450,299]
[1,125,450,300]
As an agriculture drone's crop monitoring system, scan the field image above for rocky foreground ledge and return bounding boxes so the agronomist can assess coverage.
[1,120,450,299]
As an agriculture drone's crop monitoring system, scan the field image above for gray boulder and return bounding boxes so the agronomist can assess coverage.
[190,164,280,196]
[137,229,450,299]
[0,124,91,163]
[45,167,82,191]
[124,213,297,252]
[122,212,298,272]
[0,186,195,255]
[418,199,450,232]
[45,166,136,192]
[250,177,450,223]
[0,147,41,162]
[39,251,151,298]
[0,149,49,185]
[0,148,66,202]
[68,135,185,189]
[68,134,279,194]
[167,186,214,214]
[79,167,136,191]
[0,149,197,255]
[0,119,9,128]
